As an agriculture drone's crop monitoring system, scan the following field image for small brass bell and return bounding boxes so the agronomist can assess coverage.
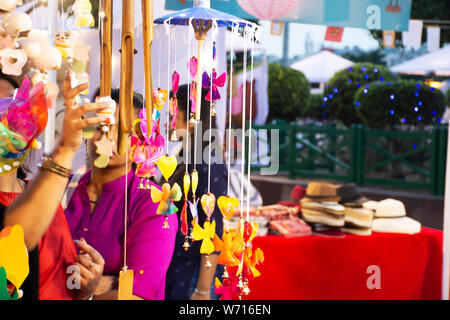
[222,267,229,279]
[138,178,144,190]
[163,217,170,229]
[211,103,216,117]
[171,130,178,142]
[183,239,190,251]
[145,179,151,190]
[243,281,250,295]
[237,277,244,289]
[189,113,197,125]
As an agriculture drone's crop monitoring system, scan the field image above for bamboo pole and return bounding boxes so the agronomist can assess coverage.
[118,0,135,155]
[142,0,154,136]
[100,0,112,97]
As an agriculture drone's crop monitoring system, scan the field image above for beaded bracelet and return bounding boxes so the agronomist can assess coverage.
[194,288,210,296]
[39,155,72,179]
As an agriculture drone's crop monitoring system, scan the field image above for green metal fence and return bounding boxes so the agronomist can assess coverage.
[249,123,448,195]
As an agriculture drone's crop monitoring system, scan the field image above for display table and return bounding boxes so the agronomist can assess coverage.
[246,227,442,300]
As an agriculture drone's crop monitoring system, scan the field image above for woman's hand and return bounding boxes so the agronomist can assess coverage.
[73,238,105,300]
[62,70,88,108]
[94,276,117,296]
[58,71,109,154]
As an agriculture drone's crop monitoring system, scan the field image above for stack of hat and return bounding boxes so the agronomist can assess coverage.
[300,182,345,227]
[337,183,374,236]
[363,199,421,235]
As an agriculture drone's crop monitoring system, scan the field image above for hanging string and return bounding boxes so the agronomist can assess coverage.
[193,121,198,169]
[32,2,36,28]
[158,26,162,88]
[246,25,256,221]
[207,56,213,193]
[207,22,218,194]
[239,28,248,218]
[186,19,192,173]
[60,0,64,30]
[99,0,104,92]
[227,23,237,196]
[165,19,172,154]
[123,135,129,269]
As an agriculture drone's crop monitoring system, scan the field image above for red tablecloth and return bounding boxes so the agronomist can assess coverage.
[246,227,443,300]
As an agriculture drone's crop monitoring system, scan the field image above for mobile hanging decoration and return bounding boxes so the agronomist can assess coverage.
[154,0,264,300]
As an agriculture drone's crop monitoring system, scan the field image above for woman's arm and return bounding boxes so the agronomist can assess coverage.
[191,253,219,300]
[4,74,109,250]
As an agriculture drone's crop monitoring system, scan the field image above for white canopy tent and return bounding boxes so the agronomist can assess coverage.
[290,50,354,84]
[391,46,450,76]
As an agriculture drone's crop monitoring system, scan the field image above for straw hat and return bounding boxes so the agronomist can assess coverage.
[343,207,374,228]
[301,201,345,216]
[301,208,345,227]
[372,217,421,234]
[302,182,341,202]
[341,227,372,236]
[374,198,406,218]
[337,183,369,207]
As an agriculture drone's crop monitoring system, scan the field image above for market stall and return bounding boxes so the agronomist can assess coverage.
[247,228,442,299]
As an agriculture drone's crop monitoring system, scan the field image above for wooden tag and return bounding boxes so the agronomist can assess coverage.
[118,269,134,300]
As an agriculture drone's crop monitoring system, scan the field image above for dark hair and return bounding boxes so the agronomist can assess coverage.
[17,164,31,181]
[92,87,144,114]
[0,71,19,89]
[17,150,35,181]
[169,84,222,186]
[170,84,217,132]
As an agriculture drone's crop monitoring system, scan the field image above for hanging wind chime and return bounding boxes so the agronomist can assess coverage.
[155,0,264,300]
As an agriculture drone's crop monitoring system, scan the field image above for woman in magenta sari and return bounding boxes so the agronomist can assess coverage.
[63,74,177,300]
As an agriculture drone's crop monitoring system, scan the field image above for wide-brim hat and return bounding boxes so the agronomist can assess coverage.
[337,183,369,207]
[301,208,345,227]
[302,182,341,202]
[301,201,345,217]
[343,207,374,229]
[365,198,406,218]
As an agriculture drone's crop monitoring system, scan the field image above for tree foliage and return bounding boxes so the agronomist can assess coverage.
[268,63,310,122]
[355,80,446,129]
[322,62,395,126]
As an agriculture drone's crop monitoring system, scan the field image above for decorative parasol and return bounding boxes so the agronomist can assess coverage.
[154,0,253,121]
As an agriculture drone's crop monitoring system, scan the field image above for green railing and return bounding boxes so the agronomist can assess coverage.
[249,123,448,195]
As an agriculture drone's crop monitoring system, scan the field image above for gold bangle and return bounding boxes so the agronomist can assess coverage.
[39,155,72,179]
